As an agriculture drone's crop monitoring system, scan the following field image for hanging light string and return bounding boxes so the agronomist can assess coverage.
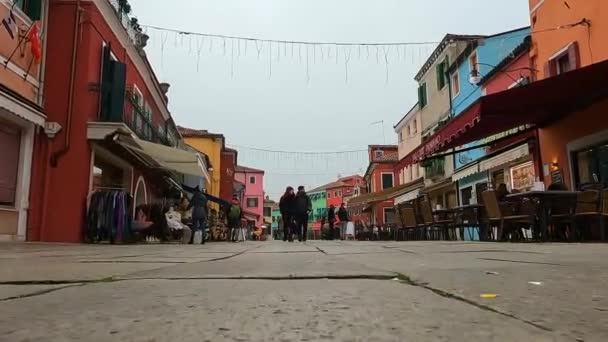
[141,24,441,47]
[227,144,368,155]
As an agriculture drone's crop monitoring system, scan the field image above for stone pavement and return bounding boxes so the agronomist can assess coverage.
[1,241,607,341]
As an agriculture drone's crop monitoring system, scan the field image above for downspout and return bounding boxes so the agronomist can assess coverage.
[50,0,82,167]
[37,0,50,106]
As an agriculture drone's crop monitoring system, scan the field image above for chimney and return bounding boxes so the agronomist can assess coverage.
[159,82,170,103]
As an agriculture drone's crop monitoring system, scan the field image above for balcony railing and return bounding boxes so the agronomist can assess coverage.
[423,158,445,179]
[106,0,145,47]
[120,92,174,147]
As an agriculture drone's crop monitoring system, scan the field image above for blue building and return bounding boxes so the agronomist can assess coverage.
[449,27,531,172]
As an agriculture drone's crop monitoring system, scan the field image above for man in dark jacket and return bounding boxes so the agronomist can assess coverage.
[294,186,312,242]
[185,185,209,244]
[327,205,337,240]
[279,186,296,242]
[337,203,349,240]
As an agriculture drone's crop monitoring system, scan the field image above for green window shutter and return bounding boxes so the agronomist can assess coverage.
[420,83,427,108]
[26,0,42,21]
[436,62,446,90]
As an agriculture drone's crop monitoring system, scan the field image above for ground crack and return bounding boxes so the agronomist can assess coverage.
[393,273,553,332]
[0,284,85,302]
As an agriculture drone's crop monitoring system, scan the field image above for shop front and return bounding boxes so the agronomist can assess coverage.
[422,178,457,210]
[0,86,45,241]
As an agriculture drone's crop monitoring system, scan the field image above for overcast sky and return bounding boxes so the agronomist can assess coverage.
[130,0,531,200]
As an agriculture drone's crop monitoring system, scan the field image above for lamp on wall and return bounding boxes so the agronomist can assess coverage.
[468,62,538,86]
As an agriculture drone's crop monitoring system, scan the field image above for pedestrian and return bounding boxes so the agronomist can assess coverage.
[279,186,297,242]
[338,202,349,240]
[294,186,312,242]
[327,204,337,240]
[226,197,243,242]
[187,185,209,244]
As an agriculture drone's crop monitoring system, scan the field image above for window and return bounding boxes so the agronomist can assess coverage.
[469,52,478,74]
[413,119,417,133]
[407,125,411,137]
[247,198,258,208]
[451,72,460,98]
[546,42,580,77]
[574,143,608,188]
[461,187,473,206]
[249,176,256,184]
[557,55,571,74]
[418,83,428,108]
[0,122,21,206]
[13,0,42,20]
[337,191,342,197]
[381,173,394,190]
[436,60,446,90]
[399,132,403,142]
[383,208,396,224]
[327,192,331,199]
[263,207,271,217]
[374,150,384,159]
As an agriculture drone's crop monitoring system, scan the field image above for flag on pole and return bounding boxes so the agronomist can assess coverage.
[29,22,42,64]
[1,8,17,40]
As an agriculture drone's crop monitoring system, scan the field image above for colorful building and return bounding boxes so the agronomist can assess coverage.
[0,0,46,240]
[27,0,209,242]
[179,127,226,208]
[235,165,265,227]
[394,103,424,204]
[220,147,238,201]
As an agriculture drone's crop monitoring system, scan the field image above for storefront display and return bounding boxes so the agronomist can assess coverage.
[510,161,535,191]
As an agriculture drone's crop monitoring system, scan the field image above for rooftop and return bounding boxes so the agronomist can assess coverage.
[178,126,225,139]
[235,165,265,173]
[414,34,484,81]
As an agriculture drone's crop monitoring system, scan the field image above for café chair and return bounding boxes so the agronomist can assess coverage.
[420,198,454,240]
[482,190,535,242]
[573,189,602,241]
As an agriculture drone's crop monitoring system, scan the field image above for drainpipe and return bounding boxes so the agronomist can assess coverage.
[50,0,82,167]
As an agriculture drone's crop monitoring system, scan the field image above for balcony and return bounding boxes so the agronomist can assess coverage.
[106,0,147,47]
[122,91,176,147]
[423,157,445,179]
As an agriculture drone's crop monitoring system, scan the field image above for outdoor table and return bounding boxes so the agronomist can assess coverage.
[506,191,579,241]
[454,204,485,241]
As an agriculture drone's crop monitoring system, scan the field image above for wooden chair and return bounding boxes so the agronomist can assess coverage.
[397,204,418,241]
[549,194,578,241]
[601,189,608,241]
[481,190,535,241]
[420,198,454,240]
[573,190,602,241]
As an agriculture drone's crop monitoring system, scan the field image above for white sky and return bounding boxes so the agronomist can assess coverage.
[130,0,531,200]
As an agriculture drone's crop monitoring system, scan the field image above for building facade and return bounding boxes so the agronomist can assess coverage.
[394,102,424,203]
[0,0,47,240]
[235,165,265,227]
[27,0,207,242]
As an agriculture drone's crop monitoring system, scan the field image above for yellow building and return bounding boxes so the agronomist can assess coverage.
[178,127,225,210]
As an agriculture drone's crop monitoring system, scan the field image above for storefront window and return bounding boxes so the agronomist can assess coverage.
[93,159,125,190]
[510,162,535,191]
[0,123,21,206]
[574,143,608,187]
[461,187,472,206]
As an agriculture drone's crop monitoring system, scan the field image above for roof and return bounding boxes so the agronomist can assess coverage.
[478,36,532,85]
[393,102,419,130]
[348,178,425,207]
[415,34,485,81]
[369,144,398,150]
[235,165,265,173]
[178,126,225,139]
[309,180,349,193]
[376,153,399,162]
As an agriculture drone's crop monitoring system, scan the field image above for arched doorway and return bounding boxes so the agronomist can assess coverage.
[134,176,147,217]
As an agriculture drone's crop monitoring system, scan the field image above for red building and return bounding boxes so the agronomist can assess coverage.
[27,0,208,242]
[220,148,238,202]
[348,145,399,226]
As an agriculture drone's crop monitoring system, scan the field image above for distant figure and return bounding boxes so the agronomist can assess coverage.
[227,197,243,242]
[294,186,312,242]
[496,183,510,202]
[338,203,349,240]
[327,204,337,240]
[279,186,296,242]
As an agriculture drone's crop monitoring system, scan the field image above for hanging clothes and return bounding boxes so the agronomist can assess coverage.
[85,191,133,243]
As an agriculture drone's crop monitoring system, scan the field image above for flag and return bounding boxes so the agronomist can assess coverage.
[28,22,42,64]
[1,8,16,40]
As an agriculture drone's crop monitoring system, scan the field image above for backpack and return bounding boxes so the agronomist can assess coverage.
[228,205,241,221]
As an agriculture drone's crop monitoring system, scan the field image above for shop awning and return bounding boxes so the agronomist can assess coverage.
[87,122,210,182]
[243,210,260,221]
[452,163,480,182]
[348,178,424,207]
[422,177,454,194]
[0,83,46,126]
[394,189,420,205]
[479,143,530,172]
[136,140,209,180]
[395,59,608,170]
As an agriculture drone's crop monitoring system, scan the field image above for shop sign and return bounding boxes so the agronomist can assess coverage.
[551,169,564,184]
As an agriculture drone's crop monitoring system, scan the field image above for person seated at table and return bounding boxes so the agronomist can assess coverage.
[496,183,510,202]
[548,182,568,191]
[165,206,192,244]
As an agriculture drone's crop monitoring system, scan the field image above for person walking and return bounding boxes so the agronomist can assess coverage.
[187,186,209,244]
[279,186,296,242]
[338,202,349,240]
[294,186,312,242]
[327,204,337,240]
[226,197,243,242]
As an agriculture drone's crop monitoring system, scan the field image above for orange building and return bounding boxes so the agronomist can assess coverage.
[0,1,47,241]
[530,0,608,188]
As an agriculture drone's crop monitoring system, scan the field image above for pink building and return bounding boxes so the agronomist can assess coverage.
[235,165,265,227]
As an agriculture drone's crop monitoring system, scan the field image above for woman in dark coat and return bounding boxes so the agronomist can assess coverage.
[279,186,296,242]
